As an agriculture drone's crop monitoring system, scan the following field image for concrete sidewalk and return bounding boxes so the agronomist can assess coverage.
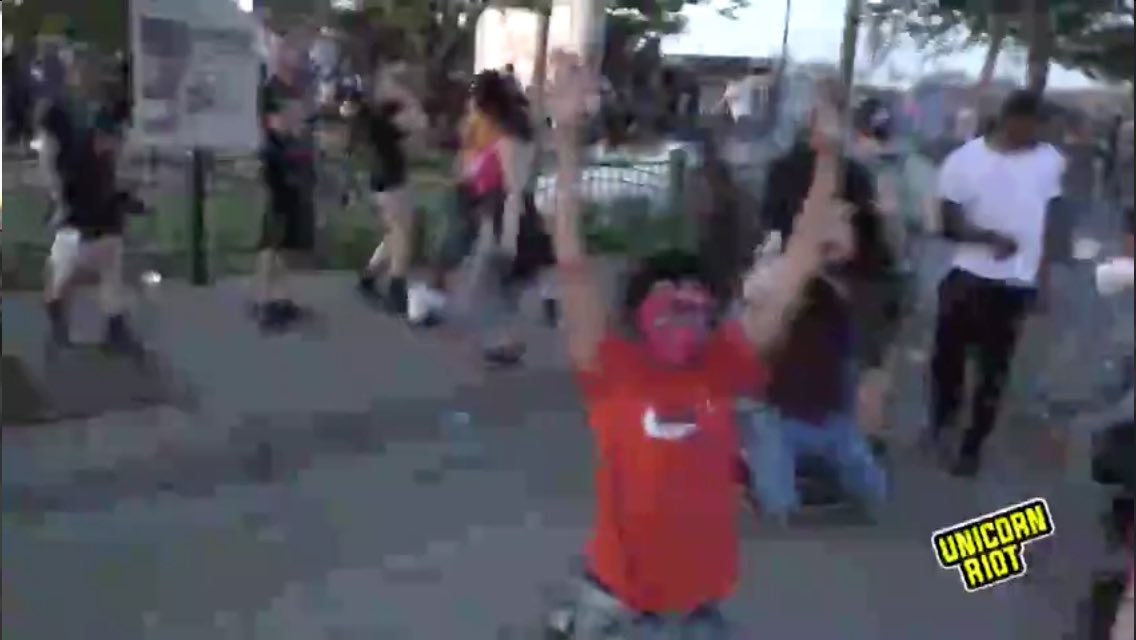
[1,221,1123,639]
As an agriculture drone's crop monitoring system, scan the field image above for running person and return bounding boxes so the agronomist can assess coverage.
[41,70,142,353]
[355,62,427,315]
[927,91,1064,476]
[417,70,551,364]
[545,51,851,636]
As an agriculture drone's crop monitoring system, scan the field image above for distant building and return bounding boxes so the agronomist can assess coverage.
[662,55,777,115]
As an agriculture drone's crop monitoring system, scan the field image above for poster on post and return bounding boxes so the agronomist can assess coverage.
[130,0,261,150]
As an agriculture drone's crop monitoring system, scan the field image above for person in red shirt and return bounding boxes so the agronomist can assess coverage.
[545,52,852,636]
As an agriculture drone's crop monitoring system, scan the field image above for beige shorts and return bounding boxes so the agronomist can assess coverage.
[371,187,413,219]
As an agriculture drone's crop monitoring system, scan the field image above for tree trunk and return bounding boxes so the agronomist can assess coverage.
[967,9,1008,132]
[977,13,1007,90]
[1023,0,1052,94]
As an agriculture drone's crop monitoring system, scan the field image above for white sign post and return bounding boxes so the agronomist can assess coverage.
[130,0,261,151]
[130,0,262,284]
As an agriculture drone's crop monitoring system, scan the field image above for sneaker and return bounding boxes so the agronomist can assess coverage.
[483,343,525,368]
[544,607,574,639]
[385,277,408,316]
[357,273,379,297]
[407,284,446,326]
[103,314,144,355]
[258,300,300,333]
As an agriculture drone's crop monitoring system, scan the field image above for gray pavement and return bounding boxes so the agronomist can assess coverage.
[3,153,1130,639]
[1,263,1122,639]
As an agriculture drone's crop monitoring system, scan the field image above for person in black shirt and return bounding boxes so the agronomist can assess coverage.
[741,106,904,520]
[43,94,143,352]
[253,53,317,331]
[354,63,427,315]
[4,40,34,148]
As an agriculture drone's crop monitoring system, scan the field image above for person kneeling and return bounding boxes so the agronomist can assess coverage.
[740,125,903,522]
[547,51,847,637]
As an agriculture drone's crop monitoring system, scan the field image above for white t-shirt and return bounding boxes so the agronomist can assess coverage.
[938,137,1066,286]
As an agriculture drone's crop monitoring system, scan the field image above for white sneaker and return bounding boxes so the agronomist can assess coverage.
[407,284,446,325]
[1096,257,1134,296]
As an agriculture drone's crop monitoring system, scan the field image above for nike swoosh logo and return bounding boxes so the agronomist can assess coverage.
[642,407,697,441]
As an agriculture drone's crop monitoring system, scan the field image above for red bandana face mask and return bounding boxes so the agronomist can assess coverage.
[636,281,714,366]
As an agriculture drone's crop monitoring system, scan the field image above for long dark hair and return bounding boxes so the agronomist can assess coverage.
[470,69,533,142]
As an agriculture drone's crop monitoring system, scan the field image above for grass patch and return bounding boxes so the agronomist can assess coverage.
[2,168,692,286]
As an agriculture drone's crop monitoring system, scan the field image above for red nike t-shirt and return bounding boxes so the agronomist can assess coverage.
[576,321,767,613]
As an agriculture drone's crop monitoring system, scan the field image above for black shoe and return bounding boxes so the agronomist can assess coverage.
[357,273,379,296]
[384,277,408,316]
[542,297,559,328]
[258,300,300,332]
[103,315,143,355]
[483,343,525,368]
[949,452,981,478]
[46,299,71,346]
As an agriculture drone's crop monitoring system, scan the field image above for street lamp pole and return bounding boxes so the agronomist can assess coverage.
[527,0,553,190]
[833,0,864,189]
[838,0,864,101]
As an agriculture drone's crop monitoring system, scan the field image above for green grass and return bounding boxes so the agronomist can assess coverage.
[2,168,692,288]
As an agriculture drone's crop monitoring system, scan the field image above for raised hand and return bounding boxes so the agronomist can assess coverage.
[786,84,854,269]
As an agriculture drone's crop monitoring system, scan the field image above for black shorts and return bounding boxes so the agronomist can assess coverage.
[259,203,315,252]
[369,172,408,194]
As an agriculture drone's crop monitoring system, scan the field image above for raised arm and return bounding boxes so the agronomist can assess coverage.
[739,97,846,356]
[547,51,607,370]
[739,155,834,355]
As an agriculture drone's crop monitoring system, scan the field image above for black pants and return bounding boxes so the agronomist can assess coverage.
[930,268,1036,459]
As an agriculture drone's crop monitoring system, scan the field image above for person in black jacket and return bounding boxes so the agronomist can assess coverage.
[741,117,905,520]
[252,49,317,331]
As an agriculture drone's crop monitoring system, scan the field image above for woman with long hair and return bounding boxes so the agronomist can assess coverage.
[355,61,427,315]
[743,91,905,520]
[415,69,551,366]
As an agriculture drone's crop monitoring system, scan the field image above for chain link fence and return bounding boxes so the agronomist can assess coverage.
[1,141,703,289]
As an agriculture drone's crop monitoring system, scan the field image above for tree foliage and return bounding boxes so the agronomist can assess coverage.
[900,0,1134,83]
[2,0,129,52]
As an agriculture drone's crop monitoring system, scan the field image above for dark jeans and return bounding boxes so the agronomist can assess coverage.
[930,269,1036,459]
[431,187,499,287]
